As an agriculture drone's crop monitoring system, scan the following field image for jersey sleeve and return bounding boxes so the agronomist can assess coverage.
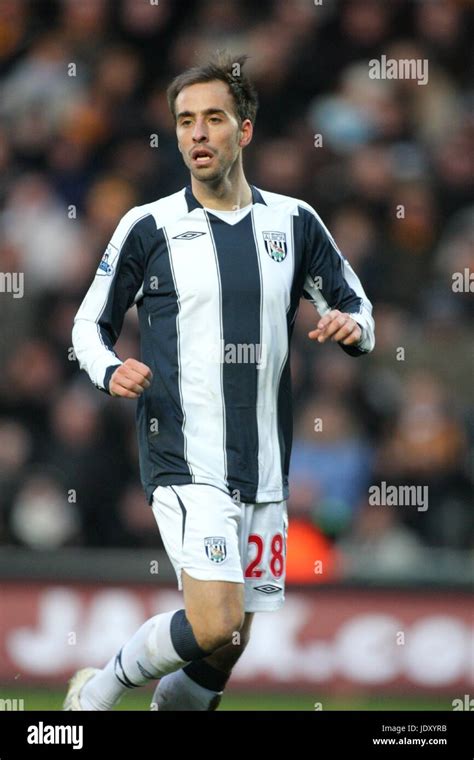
[300,204,375,356]
[72,208,148,394]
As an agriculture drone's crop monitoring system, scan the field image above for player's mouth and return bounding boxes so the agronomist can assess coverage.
[191,148,215,165]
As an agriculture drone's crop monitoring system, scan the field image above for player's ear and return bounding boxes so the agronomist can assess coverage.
[239,119,253,149]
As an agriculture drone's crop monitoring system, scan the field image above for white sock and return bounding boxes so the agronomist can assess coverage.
[151,669,223,711]
[80,610,188,710]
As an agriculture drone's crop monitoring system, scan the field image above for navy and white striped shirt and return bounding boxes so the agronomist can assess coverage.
[72,185,375,504]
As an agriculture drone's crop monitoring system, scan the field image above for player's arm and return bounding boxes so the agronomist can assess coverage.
[300,206,375,356]
[72,208,153,397]
[109,358,151,399]
[308,309,362,346]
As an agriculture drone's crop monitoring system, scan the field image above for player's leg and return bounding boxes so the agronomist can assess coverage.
[151,612,254,710]
[149,497,288,711]
[174,501,287,709]
[64,484,246,710]
[65,574,244,711]
[181,567,245,650]
[203,611,254,672]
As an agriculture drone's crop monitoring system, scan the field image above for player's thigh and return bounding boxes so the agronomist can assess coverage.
[152,484,246,642]
[182,570,245,642]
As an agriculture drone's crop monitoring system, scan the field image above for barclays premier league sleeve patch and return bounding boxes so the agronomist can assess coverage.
[96,243,119,276]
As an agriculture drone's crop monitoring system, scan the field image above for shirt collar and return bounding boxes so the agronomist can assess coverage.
[185,184,266,212]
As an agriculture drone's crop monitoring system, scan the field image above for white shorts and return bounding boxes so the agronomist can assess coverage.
[151,483,288,612]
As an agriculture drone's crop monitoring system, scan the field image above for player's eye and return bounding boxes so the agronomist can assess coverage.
[180,119,192,127]
[209,116,222,123]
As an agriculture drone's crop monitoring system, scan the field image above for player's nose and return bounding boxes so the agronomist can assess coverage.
[192,118,208,142]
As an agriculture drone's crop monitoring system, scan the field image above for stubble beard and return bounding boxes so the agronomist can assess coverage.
[187,148,240,186]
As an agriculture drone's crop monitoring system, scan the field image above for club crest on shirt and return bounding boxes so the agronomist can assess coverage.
[96,243,118,276]
[204,536,227,563]
[263,231,287,262]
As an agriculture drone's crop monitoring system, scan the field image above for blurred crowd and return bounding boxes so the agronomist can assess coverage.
[0,0,472,581]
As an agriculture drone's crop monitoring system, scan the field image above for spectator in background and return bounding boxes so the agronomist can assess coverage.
[337,499,424,579]
[286,513,341,584]
[375,371,472,550]
[8,470,81,549]
[0,419,32,543]
[290,390,374,537]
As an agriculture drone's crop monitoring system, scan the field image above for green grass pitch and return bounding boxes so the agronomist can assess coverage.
[0,686,448,711]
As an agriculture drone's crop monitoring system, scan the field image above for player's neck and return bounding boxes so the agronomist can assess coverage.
[190,167,252,211]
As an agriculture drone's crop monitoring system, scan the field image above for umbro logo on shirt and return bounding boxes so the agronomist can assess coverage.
[172,231,206,240]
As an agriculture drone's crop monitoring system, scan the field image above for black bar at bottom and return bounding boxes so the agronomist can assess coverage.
[0,710,471,757]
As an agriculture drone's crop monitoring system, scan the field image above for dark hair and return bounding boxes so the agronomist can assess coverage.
[167,50,258,126]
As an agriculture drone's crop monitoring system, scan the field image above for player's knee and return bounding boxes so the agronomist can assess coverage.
[237,625,251,651]
[192,610,245,652]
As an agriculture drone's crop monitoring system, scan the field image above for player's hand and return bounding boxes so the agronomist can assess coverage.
[109,358,153,399]
[308,309,362,346]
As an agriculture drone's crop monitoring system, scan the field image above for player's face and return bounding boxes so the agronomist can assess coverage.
[175,80,252,183]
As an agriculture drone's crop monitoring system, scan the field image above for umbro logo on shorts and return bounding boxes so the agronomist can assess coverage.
[172,231,206,240]
[204,536,227,563]
[254,584,282,594]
